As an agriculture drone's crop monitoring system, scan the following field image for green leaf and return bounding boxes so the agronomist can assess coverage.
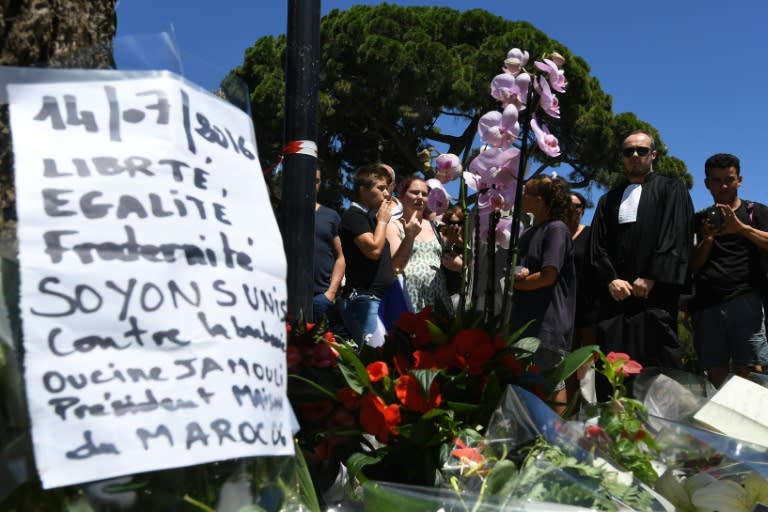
[507,321,536,345]
[425,320,448,344]
[511,336,540,355]
[409,368,440,395]
[293,439,322,512]
[346,451,385,483]
[544,344,599,385]
[362,481,438,511]
[443,400,479,413]
[486,459,518,495]
[333,343,372,394]
[475,371,502,424]
[288,374,338,400]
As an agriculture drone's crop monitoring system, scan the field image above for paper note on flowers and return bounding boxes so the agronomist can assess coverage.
[7,70,291,489]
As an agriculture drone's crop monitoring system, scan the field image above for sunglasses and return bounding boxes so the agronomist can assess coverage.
[622,146,651,158]
[443,219,462,226]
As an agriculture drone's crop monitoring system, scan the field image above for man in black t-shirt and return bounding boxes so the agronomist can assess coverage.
[339,163,395,346]
[313,169,345,322]
[691,153,768,387]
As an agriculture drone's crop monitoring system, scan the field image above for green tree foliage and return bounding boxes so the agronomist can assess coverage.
[228,4,692,198]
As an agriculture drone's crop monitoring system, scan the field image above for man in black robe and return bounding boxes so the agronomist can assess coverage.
[590,130,694,368]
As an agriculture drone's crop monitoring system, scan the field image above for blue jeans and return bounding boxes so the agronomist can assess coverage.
[340,293,381,347]
[313,293,333,321]
[693,293,768,368]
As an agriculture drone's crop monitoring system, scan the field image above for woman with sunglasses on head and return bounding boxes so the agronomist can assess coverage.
[386,177,461,314]
[511,176,576,412]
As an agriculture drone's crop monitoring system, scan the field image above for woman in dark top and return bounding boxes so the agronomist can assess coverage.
[568,192,598,347]
[511,176,576,411]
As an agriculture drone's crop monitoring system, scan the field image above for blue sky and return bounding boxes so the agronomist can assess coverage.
[116,0,768,223]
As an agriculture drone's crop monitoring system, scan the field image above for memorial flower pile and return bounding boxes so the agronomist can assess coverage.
[287,308,596,495]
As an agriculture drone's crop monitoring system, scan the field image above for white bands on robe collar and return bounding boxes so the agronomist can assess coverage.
[618,183,642,224]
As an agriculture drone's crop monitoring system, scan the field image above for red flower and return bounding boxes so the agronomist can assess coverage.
[394,374,442,413]
[413,342,457,370]
[287,345,302,368]
[312,436,342,463]
[454,329,495,375]
[305,322,316,331]
[326,406,357,427]
[585,424,605,437]
[366,361,389,382]
[336,387,361,410]
[451,438,484,465]
[413,350,438,369]
[311,344,338,368]
[395,307,433,347]
[618,359,643,377]
[322,331,335,343]
[499,354,523,375]
[297,400,333,422]
[359,392,401,443]
[393,353,412,375]
[606,352,630,364]
[606,352,643,376]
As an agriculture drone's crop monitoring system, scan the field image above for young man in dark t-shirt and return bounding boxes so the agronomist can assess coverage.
[313,169,345,322]
[691,153,768,387]
[339,163,395,346]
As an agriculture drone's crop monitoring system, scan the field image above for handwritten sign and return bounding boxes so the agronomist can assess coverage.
[7,71,291,489]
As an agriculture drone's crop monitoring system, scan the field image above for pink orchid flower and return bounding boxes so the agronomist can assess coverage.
[530,116,561,158]
[426,178,451,215]
[478,104,520,148]
[503,48,529,76]
[495,217,513,249]
[434,153,462,183]
[490,72,531,110]
[468,147,520,184]
[465,148,519,221]
[534,76,560,118]
[534,58,567,93]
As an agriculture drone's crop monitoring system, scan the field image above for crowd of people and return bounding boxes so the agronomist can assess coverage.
[310,129,768,407]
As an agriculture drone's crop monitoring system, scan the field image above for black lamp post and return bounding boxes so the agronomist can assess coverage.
[280,0,320,322]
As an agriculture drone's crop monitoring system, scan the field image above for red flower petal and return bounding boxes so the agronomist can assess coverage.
[367,361,390,382]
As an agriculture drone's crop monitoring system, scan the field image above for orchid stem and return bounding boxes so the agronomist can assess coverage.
[500,80,536,334]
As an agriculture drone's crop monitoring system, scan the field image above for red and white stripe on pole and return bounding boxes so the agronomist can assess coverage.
[282,140,318,158]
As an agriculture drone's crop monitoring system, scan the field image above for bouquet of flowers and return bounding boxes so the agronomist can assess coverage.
[435,353,670,511]
[287,308,596,504]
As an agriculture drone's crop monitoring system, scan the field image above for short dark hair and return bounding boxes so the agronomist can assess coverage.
[625,129,656,150]
[571,191,590,210]
[704,153,740,177]
[353,163,392,198]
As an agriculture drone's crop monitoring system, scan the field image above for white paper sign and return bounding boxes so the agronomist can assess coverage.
[7,71,292,489]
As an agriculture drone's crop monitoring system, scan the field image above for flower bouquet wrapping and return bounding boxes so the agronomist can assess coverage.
[439,382,672,512]
[624,370,768,511]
